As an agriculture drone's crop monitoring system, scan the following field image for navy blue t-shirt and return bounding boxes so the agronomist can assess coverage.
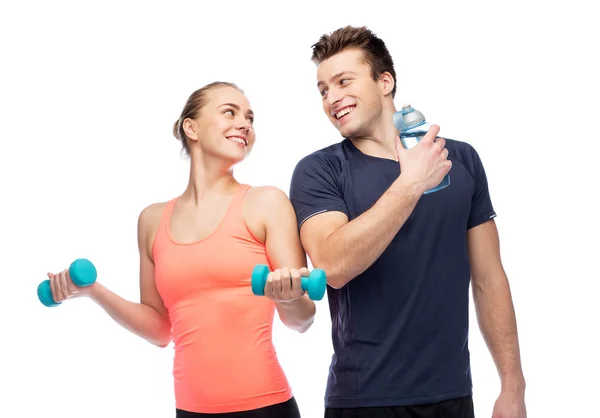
[289,138,496,408]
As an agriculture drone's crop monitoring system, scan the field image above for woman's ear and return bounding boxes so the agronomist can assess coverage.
[182,118,199,143]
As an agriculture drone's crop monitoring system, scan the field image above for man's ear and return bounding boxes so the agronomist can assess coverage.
[379,71,395,97]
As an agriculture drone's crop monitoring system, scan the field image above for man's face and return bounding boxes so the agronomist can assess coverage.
[316,48,384,139]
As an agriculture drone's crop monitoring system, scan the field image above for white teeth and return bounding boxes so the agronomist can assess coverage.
[335,106,355,119]
[228,137,246,146]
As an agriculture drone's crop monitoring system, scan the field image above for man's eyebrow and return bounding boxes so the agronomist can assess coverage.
[317,71,357,88]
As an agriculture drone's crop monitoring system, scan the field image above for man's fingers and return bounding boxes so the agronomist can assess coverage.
[434,137,446,150]
[421,124,441,143]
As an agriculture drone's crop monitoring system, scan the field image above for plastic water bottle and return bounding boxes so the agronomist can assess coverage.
[393,104,450,194]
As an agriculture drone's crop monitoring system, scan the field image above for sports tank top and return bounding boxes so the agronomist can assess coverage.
[152,184,292,413]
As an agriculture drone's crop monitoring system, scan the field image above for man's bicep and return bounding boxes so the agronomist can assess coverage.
[300,210,348,267]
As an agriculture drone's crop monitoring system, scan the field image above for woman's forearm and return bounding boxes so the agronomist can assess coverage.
[275,294,316,333]
[88,283,172,347]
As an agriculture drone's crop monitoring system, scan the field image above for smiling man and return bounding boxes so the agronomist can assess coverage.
[289,26,527,418]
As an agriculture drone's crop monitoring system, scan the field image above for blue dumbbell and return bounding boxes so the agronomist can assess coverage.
[251,264,327,301]
[37,258,97,307]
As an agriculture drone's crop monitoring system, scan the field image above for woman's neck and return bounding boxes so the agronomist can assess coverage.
[182,154,237,204]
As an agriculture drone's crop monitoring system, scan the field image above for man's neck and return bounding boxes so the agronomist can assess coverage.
[349,106,399,161]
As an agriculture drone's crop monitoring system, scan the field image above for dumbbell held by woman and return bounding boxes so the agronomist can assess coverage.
[251,264,327,301]
[37,258,97,307]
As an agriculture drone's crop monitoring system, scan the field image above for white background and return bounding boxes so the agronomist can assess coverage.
[1,1,598,417]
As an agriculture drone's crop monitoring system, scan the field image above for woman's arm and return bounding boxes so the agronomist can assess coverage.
[245,186,316,333]
[48,203,172,347]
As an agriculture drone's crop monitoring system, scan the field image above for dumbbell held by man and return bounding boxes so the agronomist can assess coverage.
[251,264,327,301]
[37,258,97,307]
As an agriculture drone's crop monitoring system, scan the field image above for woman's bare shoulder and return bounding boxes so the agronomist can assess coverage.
[242,186,293,242]
[245,185,290,208]
[137,200,171,233]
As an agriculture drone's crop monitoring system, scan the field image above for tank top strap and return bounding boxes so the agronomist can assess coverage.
[233,183,252,203]
[153,197,178,250]
[222,183,252,231]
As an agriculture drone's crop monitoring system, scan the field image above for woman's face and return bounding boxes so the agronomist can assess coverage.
[187,86,256,164]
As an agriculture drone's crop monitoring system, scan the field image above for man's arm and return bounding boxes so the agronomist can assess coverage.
[296,127,450,289]
[468,219,526,408]
[300,177,421,288]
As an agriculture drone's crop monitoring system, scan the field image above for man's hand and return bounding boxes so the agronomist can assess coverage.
[394,124,451,194]
[492,390,527,418]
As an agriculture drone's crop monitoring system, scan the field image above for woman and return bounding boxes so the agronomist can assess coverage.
[47,81,315,417]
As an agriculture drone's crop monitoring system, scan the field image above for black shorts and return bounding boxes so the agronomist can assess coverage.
[324,395,474,418]
[176,397,301,418]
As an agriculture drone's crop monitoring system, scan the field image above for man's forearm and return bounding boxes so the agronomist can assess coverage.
[317,178,422,288]
[473,273,526,393]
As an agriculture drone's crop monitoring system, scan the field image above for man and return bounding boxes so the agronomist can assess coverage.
[289,25,526,418]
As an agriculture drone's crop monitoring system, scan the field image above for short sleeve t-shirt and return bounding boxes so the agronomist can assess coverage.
[289,138,496,408]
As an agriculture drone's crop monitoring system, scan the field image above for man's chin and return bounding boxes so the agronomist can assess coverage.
[337,115,366,137]
[337,124,358,139]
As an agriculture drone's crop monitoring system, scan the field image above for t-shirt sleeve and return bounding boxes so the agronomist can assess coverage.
[467,145,497,229]
[289,153,348,229]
